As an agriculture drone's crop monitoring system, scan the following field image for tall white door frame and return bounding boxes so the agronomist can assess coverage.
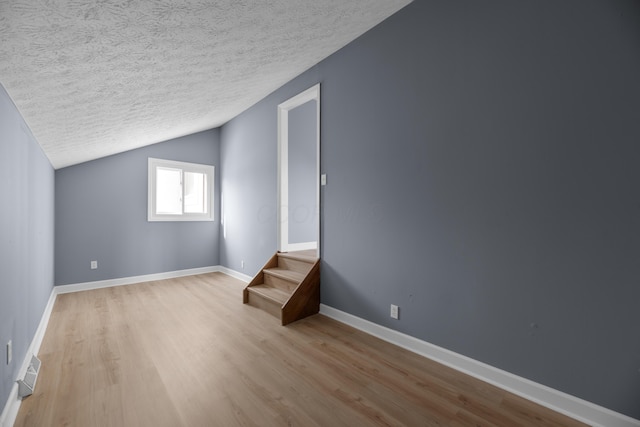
[277,84,320,254]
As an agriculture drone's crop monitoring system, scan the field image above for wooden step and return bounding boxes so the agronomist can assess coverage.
[276,254,314,275]
[244,251,320,325]
[264,268,305,283]
[247,284,289,304]
[263,268,305,293]
[278,250,318,264]
[245,284,290,320]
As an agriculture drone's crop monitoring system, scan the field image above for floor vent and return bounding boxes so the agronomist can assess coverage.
[17,354,41,397]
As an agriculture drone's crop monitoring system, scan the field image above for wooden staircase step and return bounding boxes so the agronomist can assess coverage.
[276,254,314,275]
[245,284,290,320]
[263,268,305,284]
[278,250,318,264]
[246,284,290,305]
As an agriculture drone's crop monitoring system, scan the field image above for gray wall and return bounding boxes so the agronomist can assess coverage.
[219,0,640,419]
[220,100,277,273]
[0,84,55,410]
[55,130,220,285]
[288,100,318,244]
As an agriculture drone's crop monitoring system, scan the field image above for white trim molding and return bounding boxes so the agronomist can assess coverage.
[55,266,221,294]
[215,266,252,283]
[147,157,215,222]
[319,304,640,427]
[1,289,57,427]
[11,270,635,427]
[277,83,321,256]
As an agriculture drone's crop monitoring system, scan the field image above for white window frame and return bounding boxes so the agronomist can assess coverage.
[148,157,214,222]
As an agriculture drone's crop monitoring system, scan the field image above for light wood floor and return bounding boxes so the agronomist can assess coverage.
[16,273,587,426]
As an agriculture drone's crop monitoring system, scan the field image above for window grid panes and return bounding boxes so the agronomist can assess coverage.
[148,158,214,222]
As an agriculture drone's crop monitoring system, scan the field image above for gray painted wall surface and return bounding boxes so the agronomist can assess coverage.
[219,100,277,273]
[288,100,317,244]
[219,0,640,419]
[55,130,220,285]
[0,84,55,409]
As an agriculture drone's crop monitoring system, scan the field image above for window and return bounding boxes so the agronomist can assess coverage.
[148,158,214,221]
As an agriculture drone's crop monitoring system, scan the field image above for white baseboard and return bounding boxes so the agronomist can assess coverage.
[16,270,628,427]
[216,266,252,283]
[56,266,222,294]
[1,288,57,427]
[319,304,640,427]
[0,384,18,427]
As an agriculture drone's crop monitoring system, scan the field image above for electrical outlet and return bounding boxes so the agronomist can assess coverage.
[6,340,12,365]
[241,260,245,269]
[390,304,399,320]
[91,260,98,269]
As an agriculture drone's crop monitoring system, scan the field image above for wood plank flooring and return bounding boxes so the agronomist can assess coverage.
[15,273,587,426]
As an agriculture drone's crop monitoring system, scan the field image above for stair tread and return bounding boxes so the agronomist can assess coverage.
[264,268,306,283]
[247,284,290,305]
[278,251,318,264]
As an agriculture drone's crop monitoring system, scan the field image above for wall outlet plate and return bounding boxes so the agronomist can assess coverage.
[91,260,98,269]
[390,304,399,320]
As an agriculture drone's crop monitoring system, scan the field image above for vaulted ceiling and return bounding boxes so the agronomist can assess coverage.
[0,0,411,169]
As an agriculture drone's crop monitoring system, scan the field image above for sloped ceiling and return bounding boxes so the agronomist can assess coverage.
[0,0,411,169]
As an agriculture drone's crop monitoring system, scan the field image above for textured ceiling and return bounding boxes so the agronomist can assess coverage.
[0,0,411,169]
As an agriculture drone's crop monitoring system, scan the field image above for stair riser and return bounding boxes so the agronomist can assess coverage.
[246,291,282,320]
[277,256,313,275]
[264,274,298,293]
